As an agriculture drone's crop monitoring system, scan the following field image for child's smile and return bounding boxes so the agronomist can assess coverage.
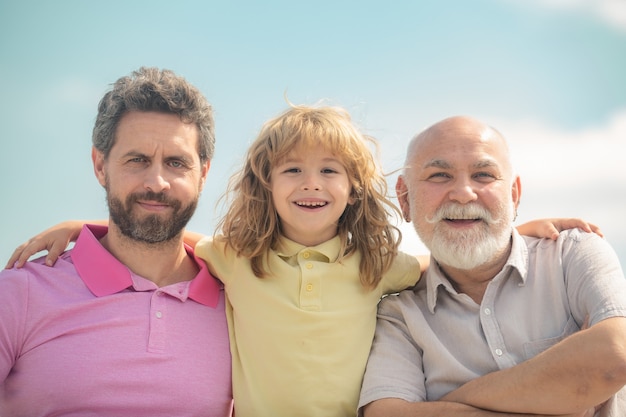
[294,199,329,208]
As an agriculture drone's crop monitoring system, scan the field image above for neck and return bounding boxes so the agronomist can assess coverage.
[100,224,198,287]
[438,252,510,304]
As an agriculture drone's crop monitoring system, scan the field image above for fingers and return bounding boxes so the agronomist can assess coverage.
[44,241,67,267]
[572,219,604,238]
[5,243,29,269]
[587,222,603,238]
[4,236,64,269]
[548,225,560,241]
[550,218,604,240]
[538,220,560,241]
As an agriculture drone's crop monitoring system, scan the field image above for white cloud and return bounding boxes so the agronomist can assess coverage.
[595,0,626,29]
[500,109,626,189]
[499,111,626,257]
[503,0,626,32]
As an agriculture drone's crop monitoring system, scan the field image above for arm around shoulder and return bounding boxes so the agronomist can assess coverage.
[5,220,94,269]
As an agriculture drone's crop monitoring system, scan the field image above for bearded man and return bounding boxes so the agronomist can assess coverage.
[358,116,626,417]
[0,67,232,416]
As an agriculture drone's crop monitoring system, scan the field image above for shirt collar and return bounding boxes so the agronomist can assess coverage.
[425,228,527,313]
[70,224,221,307]
[275,235,341,263]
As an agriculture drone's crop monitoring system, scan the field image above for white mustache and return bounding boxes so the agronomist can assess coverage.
[426,203,497,225]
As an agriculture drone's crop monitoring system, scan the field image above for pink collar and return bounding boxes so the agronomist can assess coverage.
[71,224,220,307]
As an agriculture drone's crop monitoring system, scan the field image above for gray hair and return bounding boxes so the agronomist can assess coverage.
[92,67,215,162]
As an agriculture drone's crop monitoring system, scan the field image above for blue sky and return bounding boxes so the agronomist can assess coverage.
[1,0,625,267]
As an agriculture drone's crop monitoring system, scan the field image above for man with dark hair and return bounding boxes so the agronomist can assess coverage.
[0,67,232,416]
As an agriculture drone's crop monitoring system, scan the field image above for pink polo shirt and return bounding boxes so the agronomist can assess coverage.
[0,225,232,417]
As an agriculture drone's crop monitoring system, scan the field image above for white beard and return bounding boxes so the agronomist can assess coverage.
[417,202,514,270]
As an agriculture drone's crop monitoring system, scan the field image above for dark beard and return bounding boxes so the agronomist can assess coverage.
[107,190,197,244]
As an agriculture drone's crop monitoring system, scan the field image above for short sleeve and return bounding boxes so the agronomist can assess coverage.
[358,293,427,411]
[194,236,234,285]
[380,251,421,295]
[560,231,626,325]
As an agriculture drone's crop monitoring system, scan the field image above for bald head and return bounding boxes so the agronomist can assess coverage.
[405,116,513,178]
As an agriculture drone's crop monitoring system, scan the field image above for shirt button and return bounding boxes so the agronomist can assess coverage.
[155,311,163,319]
[306,284,313,292]
[495,348,503,356]
[484,308,492,315]
[303,252,310,259]
[306,263,313,269]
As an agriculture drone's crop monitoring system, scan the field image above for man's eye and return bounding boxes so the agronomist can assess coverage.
[428,172,450,180]
[474,172,496,181]
[169,160,184,168]
[129,157,146,163]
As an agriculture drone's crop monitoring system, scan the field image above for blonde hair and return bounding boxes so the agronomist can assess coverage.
[216,104,401,289]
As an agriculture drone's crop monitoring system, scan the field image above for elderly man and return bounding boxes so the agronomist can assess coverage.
[358,116,626,416]
[0,67,232,416]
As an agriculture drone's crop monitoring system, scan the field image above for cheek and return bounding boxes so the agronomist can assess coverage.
[269,189,288,216]
[416,184,447,207]
[105,172,131,193]
[269,182,282,202]
[479,188,509,209]
[339,179,354,199]
[270,190,279,207]
[411,190,442,224]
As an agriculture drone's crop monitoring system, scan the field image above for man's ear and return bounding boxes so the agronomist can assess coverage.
[92,147,107,187]
[512,175,522,210]
[198,160,210,192]
[396,175,411,222]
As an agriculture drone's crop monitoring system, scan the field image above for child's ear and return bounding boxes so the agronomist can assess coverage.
[348,186,361,205]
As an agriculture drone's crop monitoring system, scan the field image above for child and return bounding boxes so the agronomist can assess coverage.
[6,104,600,416]
[199,104,423,416]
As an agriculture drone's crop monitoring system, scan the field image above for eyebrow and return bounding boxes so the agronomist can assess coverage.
[122,150,195,164]
[279,155,343,165]
[423,159,451,169]
[473,159,498,169]
[121,150,148,159]
[423,158,498,170]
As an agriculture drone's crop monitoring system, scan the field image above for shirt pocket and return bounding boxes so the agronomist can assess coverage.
[522,317,580,360]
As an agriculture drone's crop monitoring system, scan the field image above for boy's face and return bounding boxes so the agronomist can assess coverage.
[270,146,353,247]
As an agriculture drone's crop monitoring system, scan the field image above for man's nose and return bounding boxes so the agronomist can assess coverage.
[448,177,477,204]
[144,164,171,193]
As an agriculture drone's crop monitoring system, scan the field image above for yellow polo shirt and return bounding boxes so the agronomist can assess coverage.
[195,235,420,417]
